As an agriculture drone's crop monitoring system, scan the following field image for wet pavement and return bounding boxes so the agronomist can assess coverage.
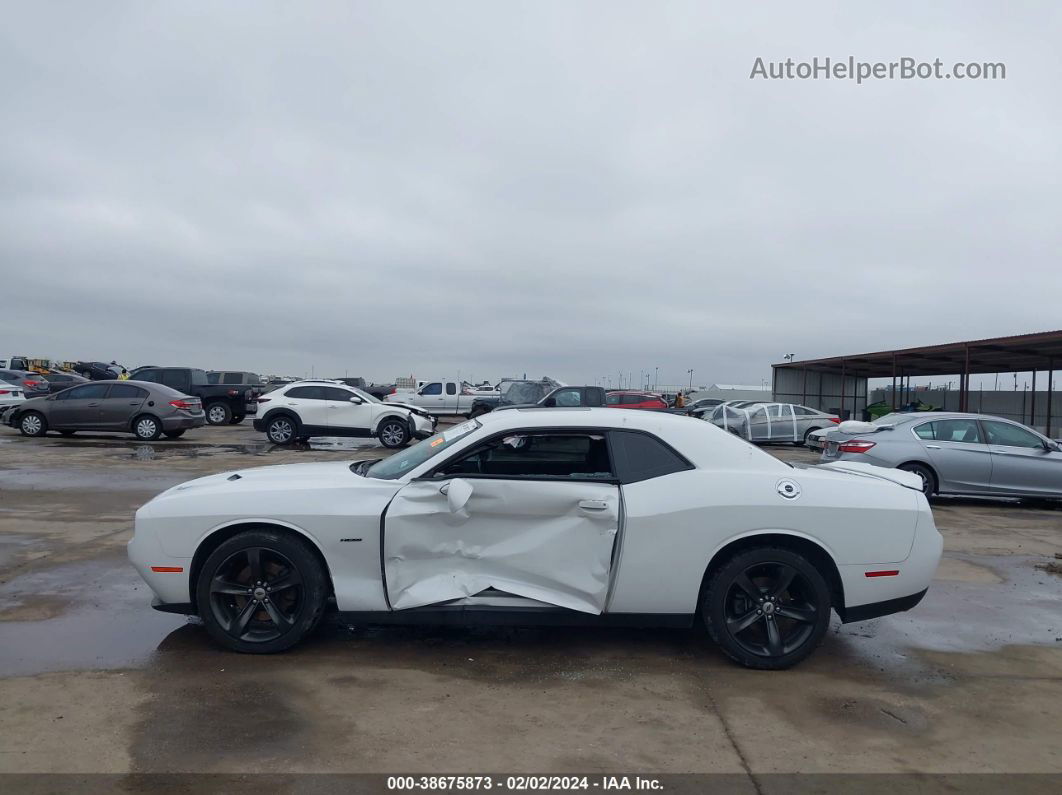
[1,422,1061,776]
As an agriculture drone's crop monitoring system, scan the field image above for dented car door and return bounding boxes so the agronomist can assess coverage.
[382,431,621,614]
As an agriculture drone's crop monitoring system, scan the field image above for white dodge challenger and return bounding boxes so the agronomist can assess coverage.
[129,408,942,668]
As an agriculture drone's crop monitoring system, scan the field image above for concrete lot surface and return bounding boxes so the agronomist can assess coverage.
[1,421,1060,782]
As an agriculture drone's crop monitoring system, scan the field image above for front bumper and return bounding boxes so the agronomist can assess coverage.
[412,413,438,439]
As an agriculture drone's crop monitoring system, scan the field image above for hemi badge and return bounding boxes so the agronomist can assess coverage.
[150,566,185,573]
[864,570,899,578]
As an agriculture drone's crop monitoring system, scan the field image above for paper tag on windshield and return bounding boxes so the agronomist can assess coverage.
[443,420,477,441]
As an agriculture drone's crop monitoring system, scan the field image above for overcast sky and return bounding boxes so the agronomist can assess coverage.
[2,1,1060,387]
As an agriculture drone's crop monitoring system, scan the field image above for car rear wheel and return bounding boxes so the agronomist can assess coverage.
[266,415,297,445]
[703,546,831,670]
[206,402,231,425]
[196,529,329,653]
[133,415,162,441]
[899,463,936,497]
[378,418,409,448]
[19,412,47,437]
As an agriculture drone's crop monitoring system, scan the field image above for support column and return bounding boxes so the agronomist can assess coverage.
[1031,370,1037,427]
[1047,359,1054,439]
[840,360,846,420]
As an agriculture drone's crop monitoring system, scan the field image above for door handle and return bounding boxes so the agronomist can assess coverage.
[925,445,941,449]
[578,499,609,510]
[87,402,100,407]
[439,483,449,495]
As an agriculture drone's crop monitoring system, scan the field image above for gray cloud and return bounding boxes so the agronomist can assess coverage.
[2,1,1059,387]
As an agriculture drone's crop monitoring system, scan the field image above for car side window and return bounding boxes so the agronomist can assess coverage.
[913,422,936,440]
[63,384,110,400]
[136,369,160,383]
[553,389,582,407]
[445,382,457,395]
[436,433,614,480]
[286,386,323,400]
[606,393,621,405]
[420,382,442,396]
[983,420,1043,449]
[610,430,692,484]
[161,370,187,389]
[224,372,241,383]
[108,384,147,399]
[933,419,983,444]
[322,387,354,401]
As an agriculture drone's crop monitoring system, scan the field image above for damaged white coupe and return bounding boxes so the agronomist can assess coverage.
[129,408,942,668]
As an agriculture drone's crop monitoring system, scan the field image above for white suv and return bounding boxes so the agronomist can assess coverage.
[254,380,436,447]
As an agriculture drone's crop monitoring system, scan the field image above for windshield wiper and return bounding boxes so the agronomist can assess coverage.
[350,459,380,476]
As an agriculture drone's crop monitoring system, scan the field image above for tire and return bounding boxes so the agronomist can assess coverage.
[132,414,162,441]
[19,412,47,437]
[229,414,245,425]
[378,418,410,448]
[59,430,76,437]
[266,414,298,445]
[702,546,832,670]
[164,429,186,439]
[195,528,329,653]
[899,463,936,497]
[205,402,232,425]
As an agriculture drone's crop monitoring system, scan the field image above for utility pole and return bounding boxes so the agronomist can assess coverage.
[687,369,694,391]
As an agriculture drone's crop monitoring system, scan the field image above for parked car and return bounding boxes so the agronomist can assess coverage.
[493,385,607,411]
[41,372,90,394]
[8,380,205,440]
[254,380,436,447]
[0,378,26,422]
[606,391,668,410]
[131,367,260,425]
[71,361,121,381]
[207,371,264,387]
[806,427,830,452]
[385,379,475,416]
[707,402,840,444]
[685,397,725,413]
[468,378,562,417]
[0,369,50,399]
[130,407,941,668]
[821,412,1062,499]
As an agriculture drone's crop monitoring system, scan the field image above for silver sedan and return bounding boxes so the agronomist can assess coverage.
[820,412,1062,499]
[707,402,840,445]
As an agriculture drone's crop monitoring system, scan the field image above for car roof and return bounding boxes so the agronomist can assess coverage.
[479,406,694,431]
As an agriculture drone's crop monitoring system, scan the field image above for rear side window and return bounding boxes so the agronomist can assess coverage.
[286,386,324,400]
[934,419,983,444]
[136,369,160,383]
[913,422,935,440]
[585,390,604,407]
[161,370,188,389]
[223,372,242,383]
[445,382,457,395]
[207,372,220,384]
[109,384,147,399]
[609,430,693,484]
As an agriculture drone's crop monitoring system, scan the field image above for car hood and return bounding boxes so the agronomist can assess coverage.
[145,460,401,505]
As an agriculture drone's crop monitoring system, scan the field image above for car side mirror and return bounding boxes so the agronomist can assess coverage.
[349,396,363,404]
[542,398,555,407]
[444,478,473,513]
[1045,440,1060,452]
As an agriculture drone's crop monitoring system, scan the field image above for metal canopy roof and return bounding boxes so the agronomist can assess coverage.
[772,330,1062,377]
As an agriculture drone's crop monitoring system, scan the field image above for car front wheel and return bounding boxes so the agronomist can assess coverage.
[19,412,47,437]
[703,546,831,669]
[196,529,329,653]
[378,418,409,448]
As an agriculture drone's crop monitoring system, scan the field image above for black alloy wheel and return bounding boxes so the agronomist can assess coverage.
[704,547,831,669]
[197,530,328,653]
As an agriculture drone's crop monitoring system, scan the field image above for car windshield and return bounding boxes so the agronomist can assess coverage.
[350,387,380,403]
[365,419,481,480]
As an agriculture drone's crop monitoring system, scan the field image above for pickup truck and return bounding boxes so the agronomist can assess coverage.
[492,385,607,412]
[130,367,261,425]
[383,379,474,416]
[468,378,564,417]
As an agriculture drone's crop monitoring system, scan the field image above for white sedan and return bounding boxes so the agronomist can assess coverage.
[129,408,942,669]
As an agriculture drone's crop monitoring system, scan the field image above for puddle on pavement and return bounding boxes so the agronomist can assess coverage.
[0,556,186,676]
